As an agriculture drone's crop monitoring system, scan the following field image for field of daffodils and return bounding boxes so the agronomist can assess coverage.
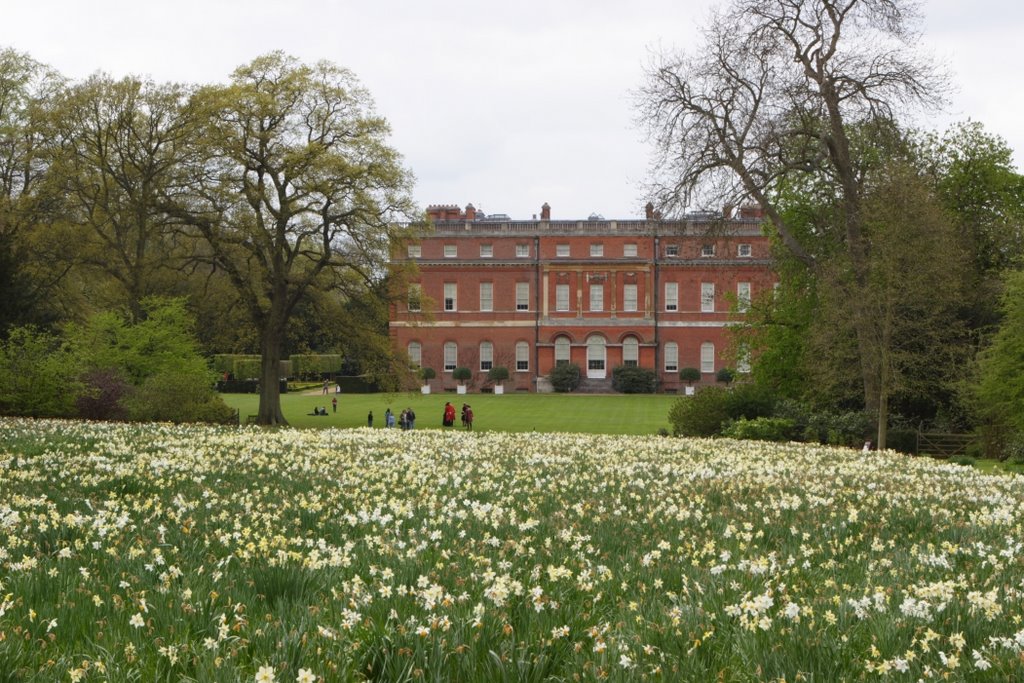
[1,417,1023,682]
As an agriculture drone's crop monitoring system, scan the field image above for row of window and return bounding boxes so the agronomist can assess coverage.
[408,340,531,372]
[407,338,750,374]
[409,243,754,259]
[410,281,752,313]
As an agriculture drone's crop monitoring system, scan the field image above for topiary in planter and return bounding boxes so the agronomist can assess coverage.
[487,366,510,384]
[679,367,701,384]
[716,367,735,384]
[452,366,472,383]
[420,367,436,381]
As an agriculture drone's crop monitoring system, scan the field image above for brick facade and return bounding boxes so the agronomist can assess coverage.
[390,203,776,393]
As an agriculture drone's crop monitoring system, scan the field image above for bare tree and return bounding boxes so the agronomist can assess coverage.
[640,0,948,442]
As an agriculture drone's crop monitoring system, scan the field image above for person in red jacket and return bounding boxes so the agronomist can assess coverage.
[443,401,455,427]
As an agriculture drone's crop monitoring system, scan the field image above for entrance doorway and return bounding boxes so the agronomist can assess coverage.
[586,334,606,379]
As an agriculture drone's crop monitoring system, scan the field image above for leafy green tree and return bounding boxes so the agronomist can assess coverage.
[973,269,1024,437]
[44,74,195,320]
[0,48,67,333]
[165,53,418,425]
[0,326,77,416]
[815,162,965,447]
[917,122,1024,333]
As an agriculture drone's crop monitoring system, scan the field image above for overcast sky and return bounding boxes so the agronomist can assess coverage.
[3,0,1021,220]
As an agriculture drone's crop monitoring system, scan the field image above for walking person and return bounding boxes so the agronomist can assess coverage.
[464,404,474,430]
[385,407,394,428]
[443,401,455,427]
[331,397,337,414]
[407,407,416,430]
[399,409,408,431]
[322,380,329,395]
[367,410,373,428]
[460,403,468,428]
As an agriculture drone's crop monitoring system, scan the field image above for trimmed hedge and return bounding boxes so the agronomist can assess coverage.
[216,379,288,394]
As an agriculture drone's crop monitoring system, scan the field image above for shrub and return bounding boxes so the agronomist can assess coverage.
[420,367,436,381]
[76,368,131,421]
[669,386,730,436]
[668,383,776,437]
[679,367,701,384]
[716,367,735,384]
[0,326,78,417]
[123,369,235,424]
[549,363,581,393]
[612,365,656,393]
[804,410,873,447]
[722,416,798,442]
[452,367,472,382]
[488,366,510,383]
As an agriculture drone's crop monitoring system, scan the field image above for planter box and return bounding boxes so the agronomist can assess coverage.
[685,385,695,396]
[494,385,504,395]
[421,385,431,394]
[456,384,467,394]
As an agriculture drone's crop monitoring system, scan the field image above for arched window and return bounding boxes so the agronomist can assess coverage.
[587,334,607,378]
[443,342,457,372]
[407,341,422,367]
[663,342,678,372]
[700,342,715,374]
[554,336,570,366]
[622,336,639,367]
[479,341,493,371]
[515,341,529,371]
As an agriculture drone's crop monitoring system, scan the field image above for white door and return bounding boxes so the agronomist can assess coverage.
[587,335,606,379]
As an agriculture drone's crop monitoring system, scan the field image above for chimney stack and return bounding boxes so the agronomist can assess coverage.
[540,202,551,221]
[739,204,764,220]
[465,203,476,220]
[645,202,655,220]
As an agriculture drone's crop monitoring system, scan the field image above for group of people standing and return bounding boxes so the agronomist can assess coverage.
[442,401,473,430]
[381,407,416,429]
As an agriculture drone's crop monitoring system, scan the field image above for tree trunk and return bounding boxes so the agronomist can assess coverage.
[257,325,288,426]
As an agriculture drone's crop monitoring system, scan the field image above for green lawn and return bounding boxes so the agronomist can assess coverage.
[221,390,678,434]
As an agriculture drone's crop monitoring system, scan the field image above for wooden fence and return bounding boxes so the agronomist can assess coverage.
[916,432,975,459]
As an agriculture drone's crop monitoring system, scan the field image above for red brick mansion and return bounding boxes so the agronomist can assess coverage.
[389,202,776,393]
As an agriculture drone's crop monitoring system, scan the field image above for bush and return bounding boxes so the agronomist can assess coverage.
[76,368,131,421]
[722,416,798,442]
[804,409,873,447]
[668,383,776,437]
[0,326,78,417]
[549,363,581,393]
[488,366,510,383]
[716,367,735,384]
[886,429,918,455]
[612,365,656,393]
[669,386,730,436]
[420,367,436,381]
[452,367,472,382]
[124,369,236,424]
